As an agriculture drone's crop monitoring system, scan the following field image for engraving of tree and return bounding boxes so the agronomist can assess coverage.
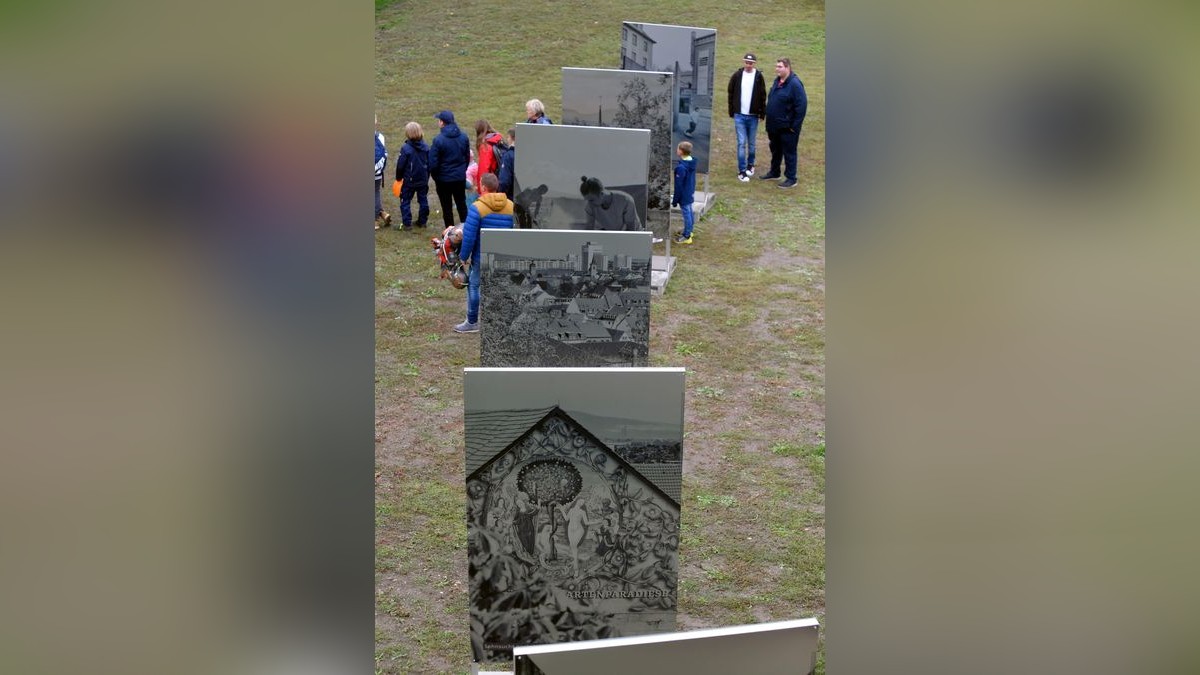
[518,459,582,506]
[612,75,672,211]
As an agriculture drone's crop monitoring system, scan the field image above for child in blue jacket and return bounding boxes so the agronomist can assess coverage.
[394,122,431,230]
[672,141,697,244]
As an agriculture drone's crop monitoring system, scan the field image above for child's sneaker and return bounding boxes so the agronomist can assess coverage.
[737,171,750,182]
[673,233,693,245]
[453,320,480,333]
[746,166,755,176]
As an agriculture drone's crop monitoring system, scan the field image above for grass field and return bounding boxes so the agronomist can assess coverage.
[376,1,824,671]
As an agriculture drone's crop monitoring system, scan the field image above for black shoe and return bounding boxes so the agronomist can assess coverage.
[758,172,781,180]
[778,179,797,189]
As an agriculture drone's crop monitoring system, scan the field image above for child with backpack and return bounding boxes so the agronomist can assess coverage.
[393,122,431,231]
[473,119,509,194]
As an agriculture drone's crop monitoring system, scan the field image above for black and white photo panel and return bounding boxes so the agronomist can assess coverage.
[479,229,652,368]
[562,67,674,240]
[513,123,650,233]
[465,367,685,662]
[620,22,717,174]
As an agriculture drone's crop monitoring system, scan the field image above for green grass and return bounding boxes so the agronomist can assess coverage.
[376,1,824,672]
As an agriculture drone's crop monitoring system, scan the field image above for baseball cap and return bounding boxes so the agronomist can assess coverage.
[743,53,757,63]
[434,110,455,124]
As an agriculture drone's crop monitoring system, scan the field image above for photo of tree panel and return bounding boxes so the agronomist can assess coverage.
[562,68,673,241]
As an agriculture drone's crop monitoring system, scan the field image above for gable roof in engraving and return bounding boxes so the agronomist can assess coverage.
[465,406,557,476]
[467,406,680,508]
[629,463,681,503]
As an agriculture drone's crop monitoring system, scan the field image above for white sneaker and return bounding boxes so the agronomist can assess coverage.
[737,172,750,182]
[746,167,755,176]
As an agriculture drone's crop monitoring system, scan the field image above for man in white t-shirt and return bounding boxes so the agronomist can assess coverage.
[726,53,768,182]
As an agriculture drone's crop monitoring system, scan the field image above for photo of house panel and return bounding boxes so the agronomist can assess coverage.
[464,367,685,663]
[620,22,717,174]
[562,67,673,241]
[480,229,652,368]
[513,123,649,233]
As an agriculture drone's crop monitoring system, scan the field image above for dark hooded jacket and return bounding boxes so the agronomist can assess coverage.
[428,122,471,183]
[394,138,430,185]
[672,156,696,207]
[497,145,516,199]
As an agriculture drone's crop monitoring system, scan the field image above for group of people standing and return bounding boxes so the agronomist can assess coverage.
[726,53,807,189]
[374,99,552,232]
[375,99,555,332]
[375,53,807,328]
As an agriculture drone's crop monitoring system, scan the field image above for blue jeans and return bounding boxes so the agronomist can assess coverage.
[733,114,759,173]
[466,258,482,324]
[374,178,383,216]
[679,203,694,238]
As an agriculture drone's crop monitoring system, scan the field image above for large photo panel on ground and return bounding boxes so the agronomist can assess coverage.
[620,22,716,174]
[479,229,652,368]
[464,367,685,663]
[513,123,650,233]
[561,67,674,242]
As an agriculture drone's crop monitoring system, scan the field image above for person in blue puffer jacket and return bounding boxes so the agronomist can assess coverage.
[453,173,514,334]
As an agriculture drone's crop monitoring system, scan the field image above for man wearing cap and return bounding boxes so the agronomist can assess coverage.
[428,110,472,228]
[761,57,807,189]
[726,53,767,182]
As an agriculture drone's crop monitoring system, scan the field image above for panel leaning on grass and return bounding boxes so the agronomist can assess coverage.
[464,368,685,662]
[479,230,652,368]
[561,68,673,243]
[619,23,717,175]
[513,123,650,232]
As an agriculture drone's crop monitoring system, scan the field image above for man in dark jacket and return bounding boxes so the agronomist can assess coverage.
[726,53,767,182]
[427,110,472,227]
[760,57,808,189]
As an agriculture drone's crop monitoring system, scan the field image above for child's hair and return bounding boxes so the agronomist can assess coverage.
[507,128,516,142]
[405,122,423,141]
[677,141,693,155]
[579,175,604,197]
[474,119,496,148]
[481,173,500,192]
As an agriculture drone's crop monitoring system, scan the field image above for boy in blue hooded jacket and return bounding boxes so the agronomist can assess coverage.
[672,141,697,244]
